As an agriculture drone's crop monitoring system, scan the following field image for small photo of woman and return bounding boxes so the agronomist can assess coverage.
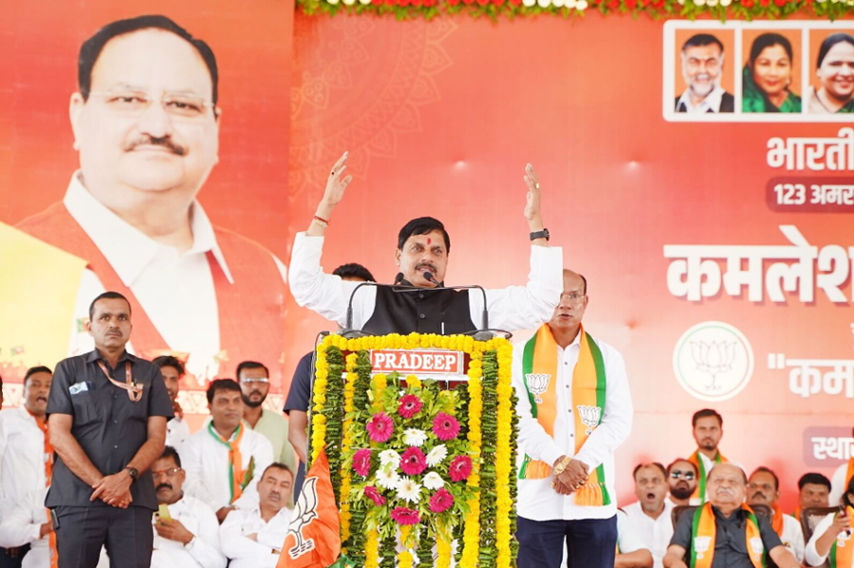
[743,31,802,113]
[807,31,854,114]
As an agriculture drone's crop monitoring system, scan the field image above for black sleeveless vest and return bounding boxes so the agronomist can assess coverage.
[362,283,476,335]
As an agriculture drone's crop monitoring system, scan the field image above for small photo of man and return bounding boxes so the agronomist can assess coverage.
[674,29,735,114]
[806,29,854,114]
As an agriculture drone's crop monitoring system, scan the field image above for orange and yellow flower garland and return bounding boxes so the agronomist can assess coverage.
[308,332,516,567]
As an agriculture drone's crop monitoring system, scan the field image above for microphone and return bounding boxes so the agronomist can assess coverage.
[412,272,506,340]
[422,270,437,285]
[394,272,405,285]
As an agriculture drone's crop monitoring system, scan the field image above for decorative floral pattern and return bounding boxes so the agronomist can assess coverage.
[308,332,515,567]
[296,0,852,22]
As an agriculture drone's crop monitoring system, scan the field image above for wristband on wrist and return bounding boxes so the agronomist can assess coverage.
[312,214,329,226]
[529,228,549,242]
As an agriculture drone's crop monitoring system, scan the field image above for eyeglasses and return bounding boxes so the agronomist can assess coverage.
[560,291,585,302]
[151,467,182,477]
[241,377,270,384]
[670,471,695,480]
[88,90,214,120]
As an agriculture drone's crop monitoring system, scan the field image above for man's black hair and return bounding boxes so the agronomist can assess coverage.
[24,366,52,384]
[666,458,699,477]
[236,361,269,380]
[152,355,185,376]
[261,462,294,480]
[333,263,376,282]
[159,445,182,469]
[750,466,780,491]
[206,378,241,404]
[632,462,667,480]
[397,217,450,253]
[78,14,218,106]
[691,408,723,428]
[797,472,831,491]
[682,33,724,54]
[88,291,131,321]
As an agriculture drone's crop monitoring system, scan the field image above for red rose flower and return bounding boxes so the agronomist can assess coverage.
[429,488,454,513]
[390,506,420,525]
[364,485,386,506]
[449,455,472,482]
[400,447,427,476]
[432,413,460,441]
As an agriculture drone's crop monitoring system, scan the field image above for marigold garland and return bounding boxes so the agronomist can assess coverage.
[297,0,853,22]
[307,332,517,567]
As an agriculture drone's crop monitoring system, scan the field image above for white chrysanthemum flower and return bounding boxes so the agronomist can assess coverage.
[327,0,340,5]
[379,449,401,468]
[537,0,551,7]
[553,0,565,7]
[359,0,371,4]
[523,0,537,6]
[376,467,401,490]
[720,0,731,6]
[423,471,445,490]
[403,428,427,447]
[426,444,448,467]
[576,0,588,8]
[396,477,422,503]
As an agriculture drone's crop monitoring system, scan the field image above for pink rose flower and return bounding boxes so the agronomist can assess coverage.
[400,447,427,476]
[429,488,454,513]
[397,394,423,419]
[366,412,394,443]
[363,485,386,506]
[432,412,460,441]
[352,448,372,477]
[390,506,421,525]
[449,455,472,482]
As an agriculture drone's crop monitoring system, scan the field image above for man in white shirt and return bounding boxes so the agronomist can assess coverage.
[150,446,226,568]
[746,466,805,563]
[182,379,273,522]
[238,361,297,480]
[674,33,735,113]
[0,366,54,567]
[12,14,289,384]
[665,459,697,507]
[289,153,562,335]
[152,356,190,454]
[220,463,294,568]
[623,463,674,568]
[794,472,831,520]
[616,509,654,568]
[513,269,633,567]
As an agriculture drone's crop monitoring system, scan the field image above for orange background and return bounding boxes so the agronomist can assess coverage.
[673,28,736,97]
[2,6,852,510]
[743,27,803,99]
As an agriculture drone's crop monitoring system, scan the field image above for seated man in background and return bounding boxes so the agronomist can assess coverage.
[746,466,804,563]
[616,508,654,568]
[0,366,54,567]
[663,463,800,568]
[151,447,225,568]
[623,462,674,567]
[666,459,698,507]
[219,463,293,568]
[182,379,273,522]
[795,472,832,519]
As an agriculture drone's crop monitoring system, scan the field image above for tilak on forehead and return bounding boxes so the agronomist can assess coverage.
[427,237,431,244]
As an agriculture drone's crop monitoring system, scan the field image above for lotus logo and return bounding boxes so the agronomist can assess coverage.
[577,405,601,435]
[693,536,712,558]
[525,373,551,404]
[287,476,319,558]
[673,321,754,402]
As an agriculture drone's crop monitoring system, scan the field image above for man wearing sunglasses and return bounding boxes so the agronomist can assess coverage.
[237,361,297,483]
[666,459,698,507]
[150,446,225,568]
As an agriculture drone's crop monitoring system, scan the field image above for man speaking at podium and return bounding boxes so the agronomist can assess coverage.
[288,152,563,334]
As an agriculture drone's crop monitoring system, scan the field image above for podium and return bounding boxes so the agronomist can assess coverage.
[307,332,518,568]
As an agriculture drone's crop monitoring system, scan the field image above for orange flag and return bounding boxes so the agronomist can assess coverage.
[278,448,342,568]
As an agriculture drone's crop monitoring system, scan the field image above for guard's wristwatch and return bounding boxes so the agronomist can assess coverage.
[529,228,550,242]
[125,466,139,481]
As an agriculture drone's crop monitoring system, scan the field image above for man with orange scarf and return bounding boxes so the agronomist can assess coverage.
[514,269,633,568]
[805,475,854,568]
[663,463,800,568]
[746,467,804,563]
[687,409,736,505]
